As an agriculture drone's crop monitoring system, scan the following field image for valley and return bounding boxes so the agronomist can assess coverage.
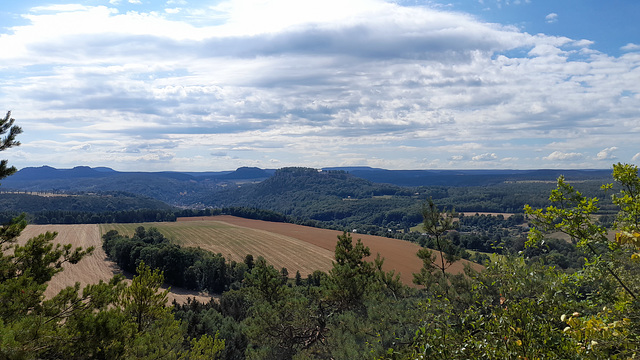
[26,214,480,301]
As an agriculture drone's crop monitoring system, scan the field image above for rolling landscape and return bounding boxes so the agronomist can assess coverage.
[3,0,640,358]
[2,161,634,359]
[25,214,479,302]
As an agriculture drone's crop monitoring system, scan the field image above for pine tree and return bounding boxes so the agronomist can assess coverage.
[0,111,23,182]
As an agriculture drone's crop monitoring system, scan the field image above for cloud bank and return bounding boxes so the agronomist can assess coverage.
[0,0,639,171]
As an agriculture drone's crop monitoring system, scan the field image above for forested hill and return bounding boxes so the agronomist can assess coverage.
[187,167,421,227]
[1,165,614,228]
[0,191,172,213]
[201,167,413,203]
[325,167,612,187]
[1,165,274,205]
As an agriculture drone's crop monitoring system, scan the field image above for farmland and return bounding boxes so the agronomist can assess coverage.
[102,215,481,285]
[100,218,335,277]
[16,224,211,303]
[15,216,481,303]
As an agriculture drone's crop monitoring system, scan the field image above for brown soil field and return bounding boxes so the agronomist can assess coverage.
[15,217,483,301]
[176,216,483,285]
[16,224,213,303]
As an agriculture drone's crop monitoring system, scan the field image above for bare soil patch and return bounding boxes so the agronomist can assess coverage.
[16,224,213,303]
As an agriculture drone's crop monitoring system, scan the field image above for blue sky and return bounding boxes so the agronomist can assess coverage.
[0,0,639,171]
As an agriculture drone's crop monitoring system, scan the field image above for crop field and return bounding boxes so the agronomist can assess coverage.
[16,224,212,303]
[172,216,482,285]
[15,216,481,300]
[100,220,335,276]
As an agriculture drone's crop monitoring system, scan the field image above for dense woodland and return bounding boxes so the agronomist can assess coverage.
[2,112,640,359]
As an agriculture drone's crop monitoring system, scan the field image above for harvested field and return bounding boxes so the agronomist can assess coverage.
[16,224,213,303]
[16,217,482,299]
[101,220,335,276]
[175,216,483,285]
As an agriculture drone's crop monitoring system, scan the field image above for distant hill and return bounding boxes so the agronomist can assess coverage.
[0,165,614,227]
[189,167,423,226]
[325,168,612,187]
[0,165,274,206]
[4,165,611,198]
[0,191,173,215]
[6,165,116,181]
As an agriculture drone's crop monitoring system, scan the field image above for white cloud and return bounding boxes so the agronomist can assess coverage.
[621,43,640,52]
[572,39,594,47]
[140,151,175,162]
[472,153,497,161]
[596,147,618,160]
[544,151,583,161]
[545,13,558,24]
[1,1,639,171]
[71,143,92,151]
[632,153,640,162]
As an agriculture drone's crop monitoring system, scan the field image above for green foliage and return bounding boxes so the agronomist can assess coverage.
[235,230,421,359]
[525,173,637,300]
[0,111,22,182]
[386,256,580,360]
[120,261,169,332]
[243,258,328,360]
[607,163,640,232]
[324,232,375,312]
[102,227,246,293]
[1,243,225,359]
[521,164,640,357]
[413,199,460,297]
[173,298,248,360]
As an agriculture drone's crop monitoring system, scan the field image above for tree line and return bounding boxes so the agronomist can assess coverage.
[102,226,249,293]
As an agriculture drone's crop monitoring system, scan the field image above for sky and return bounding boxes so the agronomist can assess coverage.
[0,0,639,172]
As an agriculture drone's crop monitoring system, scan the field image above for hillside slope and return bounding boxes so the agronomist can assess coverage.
[16,224,211,303]
[177,215,482,285]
